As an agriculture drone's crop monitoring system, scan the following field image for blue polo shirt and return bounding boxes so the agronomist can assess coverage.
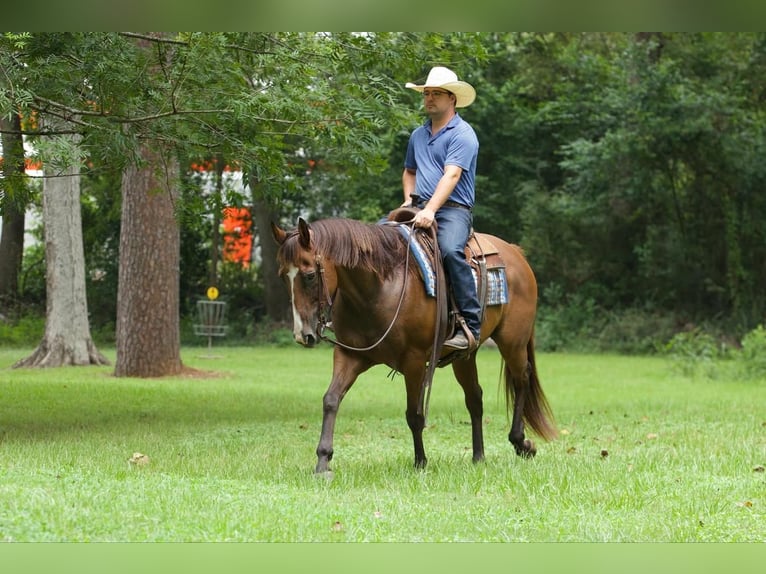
[404,113,478,208]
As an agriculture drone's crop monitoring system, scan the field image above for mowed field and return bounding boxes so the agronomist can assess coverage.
[0,345,763,543]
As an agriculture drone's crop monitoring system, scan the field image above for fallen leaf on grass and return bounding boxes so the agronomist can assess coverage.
[737,501,753,508]
[128,452,150,466]
[600,449,609,458]
[646,433,658,440]
[566,446,577,454]
[753,465,765,473]
[332,521,344,532]
[560,428,570,435]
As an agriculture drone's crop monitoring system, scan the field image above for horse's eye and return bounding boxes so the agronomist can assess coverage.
[302,271,317,285]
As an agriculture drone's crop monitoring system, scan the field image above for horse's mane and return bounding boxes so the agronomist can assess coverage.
[280,218,409,279]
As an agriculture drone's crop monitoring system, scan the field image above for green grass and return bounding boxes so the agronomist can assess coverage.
[0,345,763,542]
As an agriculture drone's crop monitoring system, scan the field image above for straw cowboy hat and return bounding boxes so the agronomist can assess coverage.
[405,66,476,108]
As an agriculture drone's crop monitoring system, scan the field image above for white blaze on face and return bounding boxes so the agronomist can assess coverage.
[287,265,304,340]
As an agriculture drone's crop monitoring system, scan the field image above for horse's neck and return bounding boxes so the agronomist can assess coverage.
[334,266,392,312]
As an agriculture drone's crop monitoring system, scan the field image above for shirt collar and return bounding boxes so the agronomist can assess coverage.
[424,112,462,131]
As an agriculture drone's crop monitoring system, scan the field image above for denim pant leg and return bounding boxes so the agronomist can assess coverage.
[434,207,482,338]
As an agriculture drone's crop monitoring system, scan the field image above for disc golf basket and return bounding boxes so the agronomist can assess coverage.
[194,299,228,353]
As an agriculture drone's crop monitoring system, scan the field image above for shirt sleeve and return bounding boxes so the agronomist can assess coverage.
[404,133,417,170]
[444,126,479,171]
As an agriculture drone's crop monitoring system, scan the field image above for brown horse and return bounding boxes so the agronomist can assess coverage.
[272,216,556,474]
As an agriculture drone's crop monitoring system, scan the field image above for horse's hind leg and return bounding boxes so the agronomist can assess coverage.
[508,359,537,458]
[502,346,537,458]
[451,355,485,462]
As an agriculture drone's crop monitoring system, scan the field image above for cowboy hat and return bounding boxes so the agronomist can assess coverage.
[405,66,476,108]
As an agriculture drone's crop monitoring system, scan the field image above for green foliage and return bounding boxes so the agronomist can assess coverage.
[739,324,766,380]
[663,328,730,379]
[662,324,766,382]
[6,33,766,351]
[0,313,44,346]
[535,283,677,354]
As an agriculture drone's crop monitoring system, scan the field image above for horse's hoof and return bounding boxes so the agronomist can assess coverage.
[314,470,334,481]
[519,439,537,458]
[512,438,537,458]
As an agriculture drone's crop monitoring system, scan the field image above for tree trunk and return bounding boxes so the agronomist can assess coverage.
[0,113,26,309]
[209,156,223,287]
[114,141,182,377]
[14,118,108,368]
[249,175,290,323]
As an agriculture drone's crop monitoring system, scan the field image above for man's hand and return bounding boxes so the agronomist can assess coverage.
[413,207,435,228]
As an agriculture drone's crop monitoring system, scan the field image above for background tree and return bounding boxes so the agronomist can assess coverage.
[0,112,27,310]
[114,140,181,377]
[15,116,107,367]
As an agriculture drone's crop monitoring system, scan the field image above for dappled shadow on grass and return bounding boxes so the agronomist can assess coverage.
[0,366,322,443]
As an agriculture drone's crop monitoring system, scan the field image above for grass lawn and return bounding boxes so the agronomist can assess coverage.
[0,345,763,542]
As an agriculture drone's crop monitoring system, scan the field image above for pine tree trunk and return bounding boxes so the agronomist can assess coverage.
[0,113,26,308]
[114,141,182,377]
[14,118,108,368]
[249,176,290,323]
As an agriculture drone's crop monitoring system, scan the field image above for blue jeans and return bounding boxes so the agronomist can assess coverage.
[431,205,482,339]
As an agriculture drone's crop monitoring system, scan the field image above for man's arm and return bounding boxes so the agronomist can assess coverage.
[402,168,417,206]
[413,164,463,228]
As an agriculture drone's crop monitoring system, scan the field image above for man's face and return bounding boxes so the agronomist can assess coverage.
[422,89,454,116]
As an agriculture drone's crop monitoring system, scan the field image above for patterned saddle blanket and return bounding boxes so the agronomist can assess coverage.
[396,225,508,306]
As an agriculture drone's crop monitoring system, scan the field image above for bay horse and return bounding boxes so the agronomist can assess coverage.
[271,216,556,474]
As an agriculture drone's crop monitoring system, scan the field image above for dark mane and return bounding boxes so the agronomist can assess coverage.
[279,218,409,279]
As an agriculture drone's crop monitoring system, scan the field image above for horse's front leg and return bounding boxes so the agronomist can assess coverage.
[451,354,485,463]
[315,349,371,474]
[403,362,428,469]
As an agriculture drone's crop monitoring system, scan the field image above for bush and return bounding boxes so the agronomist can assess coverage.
[592,308,677,354]
[535,284,678,354]
[662,327,731,379]
[738,324,766,380]
[0,313,45,347]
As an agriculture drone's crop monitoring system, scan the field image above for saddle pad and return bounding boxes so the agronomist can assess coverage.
[397,225,508,305]
[473,266,509,306]
[397,225,436,296]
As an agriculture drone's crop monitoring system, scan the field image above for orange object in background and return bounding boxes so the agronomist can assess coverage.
[222,207,252,267]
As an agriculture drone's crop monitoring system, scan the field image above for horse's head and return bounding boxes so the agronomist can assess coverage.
[271,218,336,347]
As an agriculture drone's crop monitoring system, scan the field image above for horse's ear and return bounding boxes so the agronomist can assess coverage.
[297,217,312,249]
[270,221,287,245]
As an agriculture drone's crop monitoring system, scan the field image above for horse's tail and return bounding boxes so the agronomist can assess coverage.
[505,335,558,441]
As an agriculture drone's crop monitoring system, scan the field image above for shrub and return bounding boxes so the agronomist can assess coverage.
[738,324,766,380]
[0,313,45,347]
[662,327,730,379]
